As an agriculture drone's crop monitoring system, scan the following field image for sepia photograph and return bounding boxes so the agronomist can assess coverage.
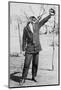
[8,1,60,88]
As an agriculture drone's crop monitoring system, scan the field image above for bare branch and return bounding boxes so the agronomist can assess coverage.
[24,11,29,21]
[37,5,46,21]
[29,5,35,15]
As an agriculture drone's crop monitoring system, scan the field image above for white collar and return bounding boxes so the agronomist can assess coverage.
[29,23,33,33]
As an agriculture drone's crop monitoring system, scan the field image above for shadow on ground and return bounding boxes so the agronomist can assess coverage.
[10,72,33,83]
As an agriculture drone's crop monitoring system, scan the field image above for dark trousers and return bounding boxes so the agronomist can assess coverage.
[22,52,39,79]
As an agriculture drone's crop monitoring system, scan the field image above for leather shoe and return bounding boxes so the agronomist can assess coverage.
[32,78,37,82]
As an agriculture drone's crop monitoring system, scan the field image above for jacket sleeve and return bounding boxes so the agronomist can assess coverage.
[38,14,51,29]
[22,28,27,51]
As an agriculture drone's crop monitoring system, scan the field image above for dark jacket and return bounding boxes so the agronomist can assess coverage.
[22,14,51,53]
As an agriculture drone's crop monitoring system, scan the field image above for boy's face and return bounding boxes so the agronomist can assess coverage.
[30,19,36,24]
[29,17,37,24]
[32,20,36,24]
[30,21,35,24]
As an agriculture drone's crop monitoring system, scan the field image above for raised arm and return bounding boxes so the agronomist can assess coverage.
[38,8,55,29]
[38,14,51,29]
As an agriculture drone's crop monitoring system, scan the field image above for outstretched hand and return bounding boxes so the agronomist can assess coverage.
[49,8,55,16]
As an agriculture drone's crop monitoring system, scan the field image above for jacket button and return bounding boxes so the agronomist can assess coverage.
[35,48,36,50]
[33,41,36,44]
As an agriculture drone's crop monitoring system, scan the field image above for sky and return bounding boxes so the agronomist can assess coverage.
[10,2,58,23]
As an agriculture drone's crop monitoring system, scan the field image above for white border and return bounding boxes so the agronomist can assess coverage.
[0,0,61,90]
